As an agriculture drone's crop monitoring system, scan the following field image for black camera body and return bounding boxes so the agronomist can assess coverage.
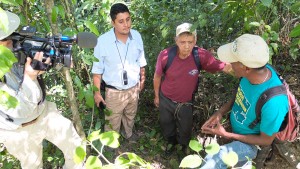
[9,26,73,70]
[8,26,97,71]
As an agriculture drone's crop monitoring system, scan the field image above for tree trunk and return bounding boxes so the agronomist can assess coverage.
[44,0,86,139]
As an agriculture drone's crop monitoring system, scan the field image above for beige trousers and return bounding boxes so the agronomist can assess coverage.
[0,101,83,169]
[104,85,139,138]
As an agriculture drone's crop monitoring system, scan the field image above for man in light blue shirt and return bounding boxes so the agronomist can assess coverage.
[92,3,147,141]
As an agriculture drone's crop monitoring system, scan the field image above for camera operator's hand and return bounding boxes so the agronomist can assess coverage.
[24,52,51,80]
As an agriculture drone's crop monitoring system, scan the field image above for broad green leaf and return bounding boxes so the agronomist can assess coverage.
[261,0,272,7]
[85,21,100,36]
[15,0,23,5]
[249,22,260,27]
[262,32,269,40]
[87,130,101,142]
[73,146,86,164]
[78,89,84,102]
[99,131,120,148]
[74,75,82,88]
[62,28,76,36]
[86,155,102,169]
[51,6,59,23]
[291,2,300,13]
[270,43,278,54]
[289,48,299,60]
[289,24,300,38]
[270,31,279,41]
[161,27,169,39]
[57,5,65,20]
[82,54,93,66]
[0,89,18,109]
[264,25,271,32]
[0,45,17,78]
[205,142,220,155]
[189,140,203,153]
[104,108,112,116]
[84,85,95,108]
[179,154,202,168]
[127,153,147,165]
[0,0,19,6]
[221,151,238,167]
[115,156,130,166]
[0,8,9,34]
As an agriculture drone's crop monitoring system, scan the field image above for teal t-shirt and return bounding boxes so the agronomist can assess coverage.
[230,65,289,136]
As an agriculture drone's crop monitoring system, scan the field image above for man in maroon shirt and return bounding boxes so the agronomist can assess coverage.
[153,23,232,159]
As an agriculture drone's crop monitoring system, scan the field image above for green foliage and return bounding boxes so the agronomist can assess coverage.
[0,45,17,78]
[86,155,102,169]
[290,24,300,37]
[180,154,202,168]
[1,0,299,168]
[189,140,203,153]
[222,151,239,167]
[0,90,18,109]
[0,146,20,169]
[0,43,18,110]
[181,139,253,168]
[0,8,9,33]
[205,142,220,155]
[74,146,86,164]
[74,130,151,169]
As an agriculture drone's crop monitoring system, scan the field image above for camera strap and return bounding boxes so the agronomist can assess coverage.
[30,59,49,71]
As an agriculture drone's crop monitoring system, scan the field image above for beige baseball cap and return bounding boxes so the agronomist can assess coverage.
[217,34,269,68]
[0,10,20,40]
[176,23,196,37]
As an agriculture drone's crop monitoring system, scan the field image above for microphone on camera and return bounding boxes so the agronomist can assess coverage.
[58,32,97,48]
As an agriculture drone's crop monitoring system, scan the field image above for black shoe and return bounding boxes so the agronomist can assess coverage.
[274,142,298,167]
[162,144,175,159]
[253,145,273,169]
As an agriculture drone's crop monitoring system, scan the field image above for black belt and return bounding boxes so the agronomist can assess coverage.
[106,84,138,91]
[22,117,38,127]
[106,85,118,90]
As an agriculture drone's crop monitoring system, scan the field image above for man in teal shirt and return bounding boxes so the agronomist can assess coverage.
[201,34,288,168]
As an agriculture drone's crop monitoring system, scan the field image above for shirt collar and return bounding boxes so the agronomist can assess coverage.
[107,28,134,44]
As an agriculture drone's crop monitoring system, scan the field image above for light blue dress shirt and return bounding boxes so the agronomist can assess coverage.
[92,28,147,90]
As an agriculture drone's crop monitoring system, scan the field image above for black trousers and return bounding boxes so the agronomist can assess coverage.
[159,92,193,146]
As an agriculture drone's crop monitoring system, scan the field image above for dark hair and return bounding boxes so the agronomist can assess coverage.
[110,3,130,21]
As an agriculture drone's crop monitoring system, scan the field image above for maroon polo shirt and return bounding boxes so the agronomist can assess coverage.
[155,47,225,102]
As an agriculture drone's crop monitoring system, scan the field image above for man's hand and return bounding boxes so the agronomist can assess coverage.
[94,92,106,108]
[201,111,222,130]
[222,63,234,75]
[24,52,51,80]
[139,81,145,91]
[202,120,228,138]
[154,96,159,108]
[139,67,146,91]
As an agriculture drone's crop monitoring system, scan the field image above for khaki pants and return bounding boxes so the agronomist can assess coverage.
[104,85,139,138]
[0,102,83,169]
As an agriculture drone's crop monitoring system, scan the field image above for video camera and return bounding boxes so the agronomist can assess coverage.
[8,26,97,70]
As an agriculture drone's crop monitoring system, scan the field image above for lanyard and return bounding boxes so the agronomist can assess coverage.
[115,41,129,70]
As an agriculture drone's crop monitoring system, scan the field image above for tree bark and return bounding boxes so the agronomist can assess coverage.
[44,0,86,139]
